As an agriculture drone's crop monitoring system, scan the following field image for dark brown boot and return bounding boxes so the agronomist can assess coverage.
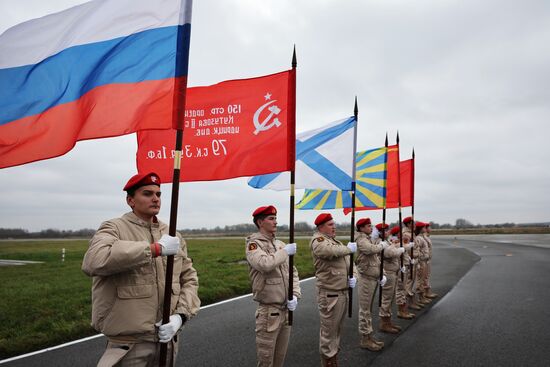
[397,303,415,319]
[379,316,399,334]
[360,334,383,351]
[408,296,422,310]
[371,334,384,347]
[425,288,439,298]
[417,294,430,305]
[389,319,402,332]
[421,293,433,303]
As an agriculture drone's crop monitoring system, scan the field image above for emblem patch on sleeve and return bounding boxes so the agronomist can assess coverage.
[248,242,258,251]
[316,237,324,242]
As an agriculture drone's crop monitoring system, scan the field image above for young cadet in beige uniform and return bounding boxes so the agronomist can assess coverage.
[396,221,416,320]
[310,213,357,367]
[379,225,406,334]
[355,218,388,351]
[246,205,301,367]
[424,223,438,299]
[82,172,200,367]
[402,217,423,311]
[414,222,432,305]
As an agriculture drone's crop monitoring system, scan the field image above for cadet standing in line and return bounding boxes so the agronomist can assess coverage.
[414,222,432,305]
[378,225,406,334]
[246,205,301,367]
[355,217,388,351]
[82,172,200,367]
[395,226,415,320]
[423,223,438,299]
[310,213,357,367]
[402,217,423,311]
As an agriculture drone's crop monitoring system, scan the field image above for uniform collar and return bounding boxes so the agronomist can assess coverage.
[123,212,159,228]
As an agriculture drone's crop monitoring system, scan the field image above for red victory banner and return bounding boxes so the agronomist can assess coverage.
[136,69,296,182]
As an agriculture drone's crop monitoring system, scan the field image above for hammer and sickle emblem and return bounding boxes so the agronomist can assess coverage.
[253,100,282,135]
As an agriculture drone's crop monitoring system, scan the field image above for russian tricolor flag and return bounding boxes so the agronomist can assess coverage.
[0,0,192,168]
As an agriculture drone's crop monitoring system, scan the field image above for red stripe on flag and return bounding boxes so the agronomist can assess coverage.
[0,78,179,168]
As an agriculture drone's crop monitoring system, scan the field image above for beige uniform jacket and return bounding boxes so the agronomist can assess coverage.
[415,234,430,261]
[82,212,200,342]
[424,234,433,260]
[246,232,301,307]
[383,237,403,273]
[355,232,383,279]
[310,232,351,291]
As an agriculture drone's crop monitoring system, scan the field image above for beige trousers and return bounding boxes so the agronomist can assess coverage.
[255,304,291,367]
[379,270,398,317]
[417,260,428,292]
[317,287,348,359]
[357,273,378,335]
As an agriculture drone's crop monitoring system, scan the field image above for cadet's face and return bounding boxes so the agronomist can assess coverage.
[127,185,161,221]
[359,224,372,235]
[319,220,336,237]
[259,215,277,234]
[365,224,373,234]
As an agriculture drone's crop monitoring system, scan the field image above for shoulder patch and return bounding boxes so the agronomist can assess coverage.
[248,242,258,251]
[316,237,324,242]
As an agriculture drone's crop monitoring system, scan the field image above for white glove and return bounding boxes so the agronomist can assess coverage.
[380,241,389,250]
[348,276,357,288]
[379,275,387,287]
[397,247,405,255]
[284,242,297,256]
[156,314,182,343]
[400,266,407,274]
[371,228,380,240]
[410,258,417,265]
[287,295,298,311]
[347,242,357,254]
[158,234,180,256]
[405,242,413,250]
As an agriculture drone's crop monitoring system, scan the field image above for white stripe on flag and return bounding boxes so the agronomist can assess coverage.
[248,116,356,191]
[0,0,191,68]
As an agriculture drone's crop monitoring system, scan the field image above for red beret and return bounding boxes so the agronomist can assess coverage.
[123,172,161,191]
[356,218,371,228]
[315,213,333,226]
[390,226,400,235]
[375,223,389,230]
[403,216,413,224]
[425,222,431,227]
[252,205,277,217]
[415,221,427,228]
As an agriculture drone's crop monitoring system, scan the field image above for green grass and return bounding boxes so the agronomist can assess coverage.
[0,238,315,359]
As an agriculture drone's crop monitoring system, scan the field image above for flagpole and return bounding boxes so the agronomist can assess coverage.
[160,4,193,365]
[410,148,415,280]
[287,46,297,326]
[379,133,388,307]
[348,97,358,318]
[396,132,405,283]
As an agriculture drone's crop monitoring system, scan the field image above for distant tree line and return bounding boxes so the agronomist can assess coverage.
[0,228,96,239]
[1,219,548,239]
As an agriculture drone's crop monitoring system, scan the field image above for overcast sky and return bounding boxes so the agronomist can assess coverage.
[1,0,549,231]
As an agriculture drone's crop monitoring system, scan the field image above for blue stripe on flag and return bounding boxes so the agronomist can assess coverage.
[0,25,189,126]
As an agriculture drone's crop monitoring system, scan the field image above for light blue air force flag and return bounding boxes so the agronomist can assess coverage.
[248,116,356,191]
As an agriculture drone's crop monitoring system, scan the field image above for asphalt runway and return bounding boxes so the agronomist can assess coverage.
[2,235,548,366]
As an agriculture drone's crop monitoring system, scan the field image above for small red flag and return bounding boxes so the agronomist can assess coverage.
[137,70,295,182]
